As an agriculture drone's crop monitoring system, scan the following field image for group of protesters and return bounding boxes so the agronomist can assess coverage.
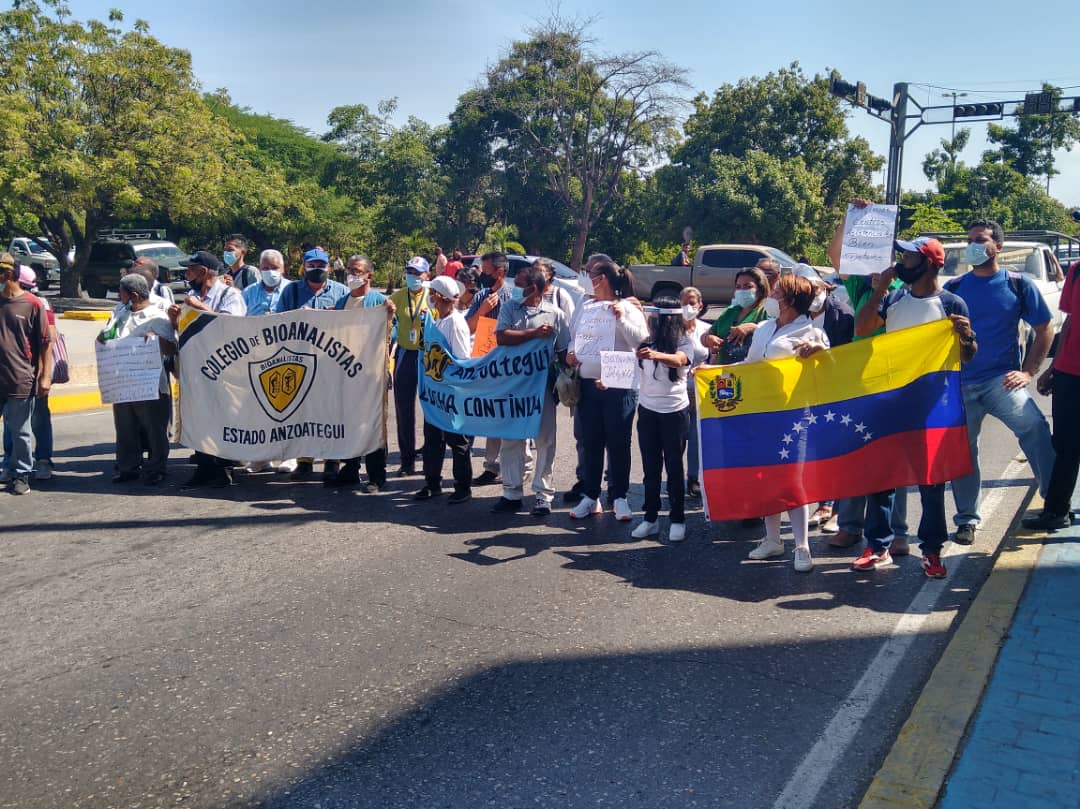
[2,208,1078,583]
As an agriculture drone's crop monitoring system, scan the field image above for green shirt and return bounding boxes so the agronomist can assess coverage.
[842,276,902,340]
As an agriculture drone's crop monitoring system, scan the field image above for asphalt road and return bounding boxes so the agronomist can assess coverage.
[0,393,1042,809]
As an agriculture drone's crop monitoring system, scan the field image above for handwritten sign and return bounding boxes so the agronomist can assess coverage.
[839,203,898,276]
[600,350,638,390]
[572,301,616,360]
[471,317,498,357]
[96,335,163,404]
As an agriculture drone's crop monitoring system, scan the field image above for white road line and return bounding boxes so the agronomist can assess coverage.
[770,459,1028,809]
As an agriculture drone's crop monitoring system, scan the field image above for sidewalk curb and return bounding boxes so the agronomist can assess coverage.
[60,310,112,321]
[858,492,1044,809]
[48,382,179,415]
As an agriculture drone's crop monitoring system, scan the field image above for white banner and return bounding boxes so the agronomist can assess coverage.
[177,307,387,461]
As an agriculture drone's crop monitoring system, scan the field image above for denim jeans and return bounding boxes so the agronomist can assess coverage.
[865,485,947,554]
[578,380,637,501]
[836,487,909,536]
[0,396,35,478]
[952,373,1055,526]
[2,394,51,462]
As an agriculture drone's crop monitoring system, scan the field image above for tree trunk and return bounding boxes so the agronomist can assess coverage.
[569,187,594,271]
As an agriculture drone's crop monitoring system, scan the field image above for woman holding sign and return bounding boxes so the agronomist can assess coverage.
[567,260,649,521]
[632,297,694,542]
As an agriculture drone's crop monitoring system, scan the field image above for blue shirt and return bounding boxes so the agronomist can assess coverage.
[946,270,1051,384]
[334,289,387,309]
[242,279,291,316]
[273,279,349,312]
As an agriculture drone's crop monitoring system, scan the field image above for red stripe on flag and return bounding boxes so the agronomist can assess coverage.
[701,426,972,521]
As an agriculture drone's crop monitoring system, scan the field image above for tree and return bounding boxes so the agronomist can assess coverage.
[986,84,1080,191]
[0,1,233,296]
[922,129,971,186]
[472,17,688,269]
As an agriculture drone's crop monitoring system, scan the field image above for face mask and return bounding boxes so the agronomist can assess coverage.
[478,273,496,288]
[809,289,827,314]
[732,289,757,309]
[965,242,991,267]
[510,286,526,303]
[260,269,282,288]
[896,258,927,285]
[188,275,205,293]
[405,274,423,291]
[763,297,781,319]
[223,251,238,267]
[347,276,367,290]
[304,267,328,284]
[681,304,699,321]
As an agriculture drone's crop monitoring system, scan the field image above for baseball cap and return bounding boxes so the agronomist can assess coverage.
[179,250,223,272]
[18,266,37,289]
[895,237,945,268]
[423,276,462,299]
[405,256,430,275]
[303,248,330,265]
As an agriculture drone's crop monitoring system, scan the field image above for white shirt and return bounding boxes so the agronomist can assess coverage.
[639,334,695,413]
[571,300,650,381]
[106,304,177,394]
[745,315,830,363]
[436,308,472,358]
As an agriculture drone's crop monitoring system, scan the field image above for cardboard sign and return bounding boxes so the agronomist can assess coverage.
[471,317,498,357]
[95,335,163,404]
[572,301,616,360]
[600,350,638,389]
[839,203,898,276]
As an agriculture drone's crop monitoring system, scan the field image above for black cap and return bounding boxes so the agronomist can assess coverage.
[179,250,223,272]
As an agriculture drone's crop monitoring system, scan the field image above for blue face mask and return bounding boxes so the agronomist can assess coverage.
[965,242,991,267]
[732,289,757,308]
[405,274,423,291]
[510,286,526,303]
[223,250,238,267]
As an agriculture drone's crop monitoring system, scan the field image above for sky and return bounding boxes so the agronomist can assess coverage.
[65,0,1080,213]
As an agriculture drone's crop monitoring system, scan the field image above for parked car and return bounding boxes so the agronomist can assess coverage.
[941,240,1066,354]
[82,239,188,297]
[7,237,62,289]
[630,244,798,305]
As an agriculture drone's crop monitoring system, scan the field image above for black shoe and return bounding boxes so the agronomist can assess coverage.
[563,481,585,504]
[326,462,361,487]
[490,497,523,514]
[398,465,415,477]
[180,473,212,491]
[208,468,234,488]
[473,470,501,486]
[531,502,552,517]
[687,478,701,498]
[1022,511,1071,531]
[290,461,314,481]
[448,488,472,505]
[414,484,442,500]
[321,461,341,482]
[112,471,141,484]
[143,471,167,486]
[953,524,976,545]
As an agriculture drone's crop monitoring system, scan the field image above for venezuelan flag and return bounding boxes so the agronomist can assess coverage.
[695,319,972,521]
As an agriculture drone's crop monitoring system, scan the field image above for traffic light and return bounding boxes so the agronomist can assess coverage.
[829,75,859,100]
[866,94,892,113]
[1024,92,1055,114]
[1073,97,1080,112]
[954,103,1004,118]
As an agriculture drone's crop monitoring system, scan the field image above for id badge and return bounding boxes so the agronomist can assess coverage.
[409,328,417,344]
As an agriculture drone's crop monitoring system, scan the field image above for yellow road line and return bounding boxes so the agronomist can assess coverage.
[859,496,1044,809]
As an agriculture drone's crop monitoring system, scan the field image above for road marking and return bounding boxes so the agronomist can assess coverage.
[770,460,1028,809]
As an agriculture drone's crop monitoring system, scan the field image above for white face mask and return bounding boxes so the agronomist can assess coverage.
[763,297,781,319]
[809,289,827,314]
[347,276,367,291]
[260,269,282,288]
[681,304,699,321]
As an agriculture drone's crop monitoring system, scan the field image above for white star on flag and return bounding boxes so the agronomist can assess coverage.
[862,432,873,442]
[824,411,836,422]
[855,422,866,433]
[806,413,818,425]
[840,414,852,425]
[779,448,790,459]
[792,422,805,433]
[782,434,794,444]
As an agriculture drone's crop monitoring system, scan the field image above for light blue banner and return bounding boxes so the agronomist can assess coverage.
[417,322,551,439]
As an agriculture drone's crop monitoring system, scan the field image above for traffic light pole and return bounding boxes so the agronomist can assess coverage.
[885,83,910,206]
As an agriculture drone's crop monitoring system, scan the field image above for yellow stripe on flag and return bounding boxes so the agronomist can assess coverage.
[696,319,961,420]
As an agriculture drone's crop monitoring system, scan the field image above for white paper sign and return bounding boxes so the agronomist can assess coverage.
[96,335,163,404]
[572,301,616,360]
[600,350,638,389]
[839,203,898,276]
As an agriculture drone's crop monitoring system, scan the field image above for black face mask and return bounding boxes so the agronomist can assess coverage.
[304,267,328,284]
[478,273,496,288]
[896,257,927,285]
[188,275,206,293]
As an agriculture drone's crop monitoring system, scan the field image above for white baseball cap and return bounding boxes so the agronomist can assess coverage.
[423,276,462,299]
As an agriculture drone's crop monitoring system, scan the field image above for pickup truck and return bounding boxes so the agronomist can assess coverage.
[7,237,63,289]
[630,244,798,304]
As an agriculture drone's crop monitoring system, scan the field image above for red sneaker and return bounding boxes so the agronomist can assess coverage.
[922,553,947,579]
[851,548,893,571]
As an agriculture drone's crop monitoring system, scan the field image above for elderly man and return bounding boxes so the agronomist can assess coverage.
[131,257,175,304]
[99,274,177,486]
[242,249,291,316]
[0,256,52,494]
[274,248,348,481]
[168,251,246,489]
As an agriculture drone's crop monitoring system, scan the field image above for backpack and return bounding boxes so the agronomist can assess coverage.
[944,270,1027,319]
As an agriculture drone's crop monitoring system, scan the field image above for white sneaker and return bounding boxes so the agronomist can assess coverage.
[668,523,686,543]
[275,459,297,474]
[793,548,814,572]
[570,496,602,519]
[821,514,839,533]
[631,520,659,539]
[246,461,274,473]
[32,460,53,480]
[748,538,785,560]
[613,497,633,522]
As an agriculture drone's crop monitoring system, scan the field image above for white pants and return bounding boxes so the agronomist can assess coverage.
[482,438,501,474]
[500,402,556,503]
[765,505,810,551]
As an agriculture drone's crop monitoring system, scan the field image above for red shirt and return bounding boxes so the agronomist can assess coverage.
[0,291,49,398]
[443,260,463,280]
[1056,262,1080,375]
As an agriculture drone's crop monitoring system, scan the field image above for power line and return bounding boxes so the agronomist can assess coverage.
[910,81,1080,96]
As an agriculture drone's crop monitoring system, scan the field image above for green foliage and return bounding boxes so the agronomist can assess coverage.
[623,241,682,266]
[986,84,1080,184]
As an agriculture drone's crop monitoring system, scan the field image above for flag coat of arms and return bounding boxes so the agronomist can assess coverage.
[695,319,973,520]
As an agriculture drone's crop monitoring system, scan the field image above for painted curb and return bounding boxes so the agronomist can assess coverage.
[48,382,180,414]
[61,310,112,321]
[858,493,1044,809]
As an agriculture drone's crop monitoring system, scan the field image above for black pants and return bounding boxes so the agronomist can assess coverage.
[637,405,689,522]
[422,421,472,491]
[1044,369,1080,516]
[342,449,387,486]
[394,348,420,467]
[114,394,171,475]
